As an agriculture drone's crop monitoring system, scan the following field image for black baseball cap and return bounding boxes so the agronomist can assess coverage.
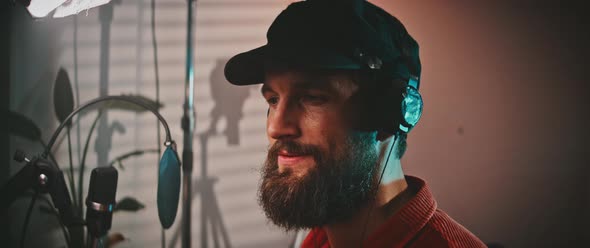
[224,0,421,88]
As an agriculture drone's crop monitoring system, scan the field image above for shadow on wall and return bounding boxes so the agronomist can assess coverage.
[207,58,251,146]
[166,57,254,248]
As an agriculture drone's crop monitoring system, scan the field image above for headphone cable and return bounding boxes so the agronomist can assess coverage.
[358,132,399,248]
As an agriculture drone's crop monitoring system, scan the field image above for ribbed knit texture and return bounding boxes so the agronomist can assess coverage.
[301,176,486,248]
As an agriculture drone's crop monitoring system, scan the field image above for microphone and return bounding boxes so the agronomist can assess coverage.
[86,166,118,247]
[43,95,182,229]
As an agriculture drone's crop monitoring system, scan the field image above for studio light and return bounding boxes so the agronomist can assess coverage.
[21,0,112,18]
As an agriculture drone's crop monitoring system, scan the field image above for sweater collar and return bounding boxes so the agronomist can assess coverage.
[364,175,437,247]
[301,176,437,248]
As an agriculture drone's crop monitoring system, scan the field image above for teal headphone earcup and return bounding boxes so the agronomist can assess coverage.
[399,86,423,133]
[157,146,181,229]
[365,82,423,134]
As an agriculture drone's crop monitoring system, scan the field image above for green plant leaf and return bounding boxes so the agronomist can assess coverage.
[53,68,75,126]
[78,111,102,211]
[6,110,42,141]
[114,197,145,212]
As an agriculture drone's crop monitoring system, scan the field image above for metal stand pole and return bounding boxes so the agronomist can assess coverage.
[181,0,196,247]
[95,0,114,171]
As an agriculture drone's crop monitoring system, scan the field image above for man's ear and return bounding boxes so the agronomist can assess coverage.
[376,130,394,141]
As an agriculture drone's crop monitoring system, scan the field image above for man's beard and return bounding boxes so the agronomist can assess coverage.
[258,132,379,231]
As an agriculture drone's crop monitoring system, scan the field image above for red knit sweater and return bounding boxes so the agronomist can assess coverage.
[301,176,486,248]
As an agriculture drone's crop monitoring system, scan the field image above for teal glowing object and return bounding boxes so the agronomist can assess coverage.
[157,145,181,229]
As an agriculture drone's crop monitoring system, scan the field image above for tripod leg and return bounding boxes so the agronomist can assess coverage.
[168,188,201,248]
[210,204,220,248]
[200,185,208,248]
[210,191,232,248]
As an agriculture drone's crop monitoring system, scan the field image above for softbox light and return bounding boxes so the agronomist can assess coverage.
[21,0,112,18]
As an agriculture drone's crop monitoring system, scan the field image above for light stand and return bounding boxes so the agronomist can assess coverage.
[95,0,116,177]
[180,0,196,247]
[179,1,231,247]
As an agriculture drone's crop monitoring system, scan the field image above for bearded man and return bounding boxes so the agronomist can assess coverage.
[224,0,486,247]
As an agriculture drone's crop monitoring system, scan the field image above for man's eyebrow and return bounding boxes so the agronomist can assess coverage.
[293,81,317,89]
[292,77,332,91]
[260,79,336,96]
[294,80,334,93]
[260,84,274,96]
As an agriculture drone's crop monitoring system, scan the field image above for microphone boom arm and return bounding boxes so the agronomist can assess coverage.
[43,95,175,158]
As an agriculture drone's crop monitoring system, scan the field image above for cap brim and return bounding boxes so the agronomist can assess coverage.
[224,45,362,86]
[224,46,267,86]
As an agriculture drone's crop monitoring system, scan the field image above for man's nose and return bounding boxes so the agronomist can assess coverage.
[267,102,300,140]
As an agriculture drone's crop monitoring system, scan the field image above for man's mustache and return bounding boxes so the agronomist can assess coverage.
[268,140,323,158]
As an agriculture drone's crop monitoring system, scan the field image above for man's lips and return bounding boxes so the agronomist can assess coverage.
[277,151,312,166]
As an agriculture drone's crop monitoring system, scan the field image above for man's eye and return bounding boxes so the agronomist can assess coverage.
[301,95,327,104]
[266,96,279,106]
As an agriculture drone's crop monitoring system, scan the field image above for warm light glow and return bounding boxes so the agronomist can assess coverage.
[26,0,67,18]
[25,0,112,18]
[53,0,112,18]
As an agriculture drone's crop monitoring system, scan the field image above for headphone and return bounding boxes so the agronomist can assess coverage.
[354,19,424,136]
[378,73,423,135]
[350,64,423,135]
